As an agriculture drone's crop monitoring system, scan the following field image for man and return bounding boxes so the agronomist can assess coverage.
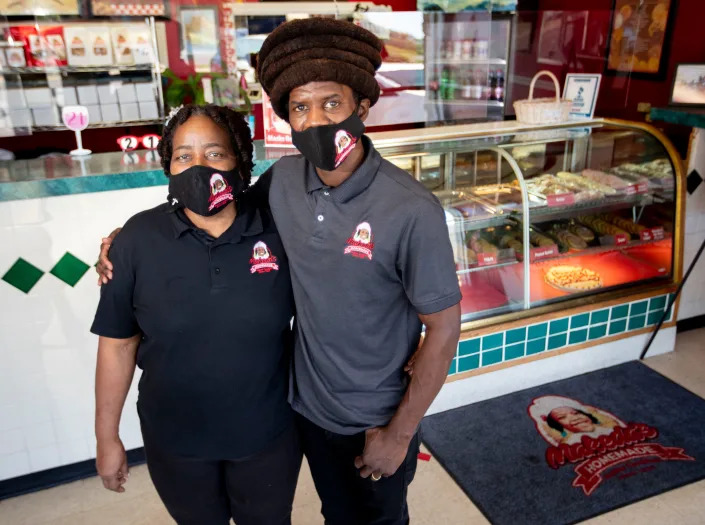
[98,18,461,525]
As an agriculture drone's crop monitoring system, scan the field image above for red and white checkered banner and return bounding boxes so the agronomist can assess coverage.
[92,1,165,16]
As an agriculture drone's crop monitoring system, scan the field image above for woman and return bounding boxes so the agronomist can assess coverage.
[91,105,300,525]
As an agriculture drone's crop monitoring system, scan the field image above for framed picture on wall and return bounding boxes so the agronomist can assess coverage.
[179,5,221,73]
[669,63,705,106]
[605,0,676,78]
[0,0,79,15]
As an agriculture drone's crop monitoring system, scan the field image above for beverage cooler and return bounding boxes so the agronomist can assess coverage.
[423,11,513,123]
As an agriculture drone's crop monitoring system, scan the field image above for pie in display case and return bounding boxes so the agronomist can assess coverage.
[376,119,680,325]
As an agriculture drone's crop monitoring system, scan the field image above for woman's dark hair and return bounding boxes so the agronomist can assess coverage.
[159,104,254,187]
[546,409,599,433]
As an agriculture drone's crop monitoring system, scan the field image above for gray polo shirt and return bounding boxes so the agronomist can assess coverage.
[255,136,461,434]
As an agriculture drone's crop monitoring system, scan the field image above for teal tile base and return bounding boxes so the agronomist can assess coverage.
[448,293,674,377]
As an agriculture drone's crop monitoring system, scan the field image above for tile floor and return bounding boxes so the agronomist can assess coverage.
[1,328,704,525]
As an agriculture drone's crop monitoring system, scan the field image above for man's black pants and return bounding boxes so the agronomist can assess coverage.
[296,413,419,525]
[143,425,302,525]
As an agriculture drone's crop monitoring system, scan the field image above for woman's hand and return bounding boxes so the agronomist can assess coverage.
[96,437,129,493]
[96,228,121,285]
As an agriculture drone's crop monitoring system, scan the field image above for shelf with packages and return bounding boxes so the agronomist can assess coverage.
[1,64,154,74]
[374,119,680,325]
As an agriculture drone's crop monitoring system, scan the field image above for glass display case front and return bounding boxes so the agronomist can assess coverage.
[379,120,678,324]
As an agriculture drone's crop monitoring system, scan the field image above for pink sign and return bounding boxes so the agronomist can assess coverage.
[263,91,295,149]
[625,182,649,196]
[651,227,665,240]
[614,233,629,246]
[546,193,575,207]
[61,106,90,131]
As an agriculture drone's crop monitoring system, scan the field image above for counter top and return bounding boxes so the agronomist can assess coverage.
[0,118,602,202]
[650,107,705,129]
[0,143,287,202]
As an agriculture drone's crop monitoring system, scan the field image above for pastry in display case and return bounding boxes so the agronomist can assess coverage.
[375,120,679,324]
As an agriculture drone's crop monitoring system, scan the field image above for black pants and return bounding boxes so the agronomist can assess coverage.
[143,426,302,525]
[296,413,419,525]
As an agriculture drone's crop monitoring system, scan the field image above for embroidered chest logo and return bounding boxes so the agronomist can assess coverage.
[208,173,234,212]
[528,395,693,496]
[250,241,279,274]
[344,222,374,261]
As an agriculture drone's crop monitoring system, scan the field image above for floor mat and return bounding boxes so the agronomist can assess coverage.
[421,361,705,524]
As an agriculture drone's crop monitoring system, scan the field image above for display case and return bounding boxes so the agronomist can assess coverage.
[374,119,680,326]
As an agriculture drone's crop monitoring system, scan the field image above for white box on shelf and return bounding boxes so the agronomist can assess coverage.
[138,100,159,120]
[97,84,119,105]
[9,109,32,128]
[5,89,28,109]
[77,85,99,105]
[84,104,102,124]
[117,83,137,104]
[120,102,140,121]
[134,82,155,102]
[31,106,60,126]
[100,103,121,122]
[53,86,78,107]
[24,88,53,108]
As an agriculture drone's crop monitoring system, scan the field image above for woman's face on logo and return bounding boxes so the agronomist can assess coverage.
[550,407,595,433]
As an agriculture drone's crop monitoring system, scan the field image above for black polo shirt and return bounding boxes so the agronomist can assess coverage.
[251,136,461,434]
[91,199,294,459]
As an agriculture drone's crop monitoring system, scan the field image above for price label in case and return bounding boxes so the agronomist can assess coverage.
[625,183,649,195]
[477,253,498,267]
[614,233,630,246]
[61,106,90,131]
[651,227,665,240]
[640,229,653,242]
[546,193,575,207]
[530,244,559,262]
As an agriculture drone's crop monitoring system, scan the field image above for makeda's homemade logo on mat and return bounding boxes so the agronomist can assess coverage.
[528,395,694,496]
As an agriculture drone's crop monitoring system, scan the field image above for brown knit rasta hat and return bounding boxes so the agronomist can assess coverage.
[257,17,383,120]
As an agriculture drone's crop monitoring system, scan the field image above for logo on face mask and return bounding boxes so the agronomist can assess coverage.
[334,130,357,168]
[344,222,374,260]
[250,241,279,273]
[208,173,234,212]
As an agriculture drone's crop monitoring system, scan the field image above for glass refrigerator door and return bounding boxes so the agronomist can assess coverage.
[386,141,528,323]
[502,123,676,308]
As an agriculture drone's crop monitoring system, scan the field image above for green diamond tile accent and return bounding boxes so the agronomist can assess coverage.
[629,314,646,331]
[448,359,457,376]
[609,319,627,335]
[590,309,610,325]
[630,300,648,316]
[549,318,569,335]
[611,305,629,320]
[2,258,44,294]
[505,342,525,360]
[526,338,546,355]
[50,252,90,287]
[458,354,480,373]
[482,349,503,367]
[589,324,607,340]
[528,323,548,340]
[571,313,590,329]
[569,329,588,345]
[506,327,526,345]
[458,338,480,356]
[649,296,667,312]
[647,311,662,326]
[547,333,567,351]
[482,333,503,351]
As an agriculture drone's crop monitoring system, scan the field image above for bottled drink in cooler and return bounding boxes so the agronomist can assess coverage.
[495,69,505,102]
[461,71,472,100]
[489,70,497,101]
[440,68,450,100]
[471,70,483,100]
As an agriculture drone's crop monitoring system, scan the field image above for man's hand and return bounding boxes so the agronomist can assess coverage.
[96,228,121,285]
[96,437,129,493]
[354,426,411,479]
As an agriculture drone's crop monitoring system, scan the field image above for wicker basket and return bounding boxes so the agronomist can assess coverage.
[513,70,572,125]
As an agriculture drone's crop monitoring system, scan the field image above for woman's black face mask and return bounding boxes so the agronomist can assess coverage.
[167,165,243,217]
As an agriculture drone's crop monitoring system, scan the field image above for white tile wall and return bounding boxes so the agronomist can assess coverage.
[679,128,705,321]
[0,186,165,481]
